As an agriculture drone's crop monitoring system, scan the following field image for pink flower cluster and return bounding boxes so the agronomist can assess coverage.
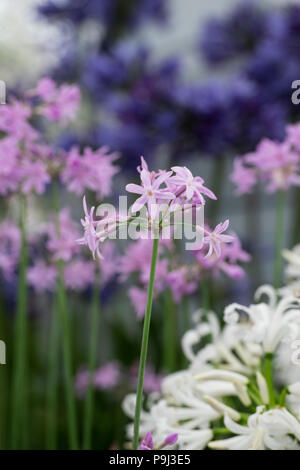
[126,157,216,217]
[231,124,300,194]
[79,157,233,262]
[75,362,121,398]
[61,146,119,198]
[0,78,119,199]
[193,226,251,280]
[26,210,119,293]
[75,361,163,398]
[0,77,81,196]
[122,232,250,318]
[31,77,80,124]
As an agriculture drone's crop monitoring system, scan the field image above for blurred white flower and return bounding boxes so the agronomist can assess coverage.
[123,291,300,450]
[122,374,217,450]
[280,246,300,297]
[224,285,300,353]
[209,408,300,450]
[0,0,61,85]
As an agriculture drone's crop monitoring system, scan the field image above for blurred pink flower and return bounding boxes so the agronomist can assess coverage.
[118,239,154,281]
[64,259,95,291]
[21,160,50,194]
[194,232,251,280]
[126,167,174,216]
[33,77,57,101]
[166,267,198,303]
[140,258,169,293]
[230,158,257,195]
[0,100,37,141]
[169,166,216,203]
[130,363,163,393]
[75,362,121,398]
[94,362,121,390]
[232,132,300,195]
[33,78,80,124]
[75,370,89,398]
[203,220,235,258]
[61,146,119,198]
[246,139,300,192]
[0,137,21,195]
[286,123,300,152]
[128,286,148,319]
[27,261,57,292]
[100,242,120,286]
[47,208,80,262]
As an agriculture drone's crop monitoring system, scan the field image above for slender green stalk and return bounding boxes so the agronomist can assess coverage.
[56,262,78,449]
[213,428,232,436]
[163,289,176,373]
[46,295,60,450]
[0,299,8,449]
[10,195,28,449]
[264,353,275,407]
[83,273,101,450]
[133,237,159,450]
[278,388,287,407]
[274,190,286,289]
[52,180,78,450]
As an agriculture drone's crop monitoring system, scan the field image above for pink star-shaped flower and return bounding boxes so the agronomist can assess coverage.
[204,220,235,258]
[126,167,174,217]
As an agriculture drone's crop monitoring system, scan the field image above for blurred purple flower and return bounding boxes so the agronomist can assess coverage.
[64,259,95,291]
[27,261,57,292]
[94,362,121,390]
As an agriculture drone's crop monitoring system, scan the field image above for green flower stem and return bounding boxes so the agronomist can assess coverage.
[265,353,275,407]
[213,428,232,436]
[56,261,78,449]
[0,298,8,449]
[83,272,101,450]
[248,388,263,407]
[46,295,60,450]
[133,237,159,450]
[11,195,28,449]
[163,289,176,373]
[52,180,78,450]
[278,387,288,407]
[274,190,286,289]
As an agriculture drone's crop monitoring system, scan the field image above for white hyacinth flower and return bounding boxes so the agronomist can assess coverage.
[224,285,300,353]
[123,300,300,450]
[209,408,300,450]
